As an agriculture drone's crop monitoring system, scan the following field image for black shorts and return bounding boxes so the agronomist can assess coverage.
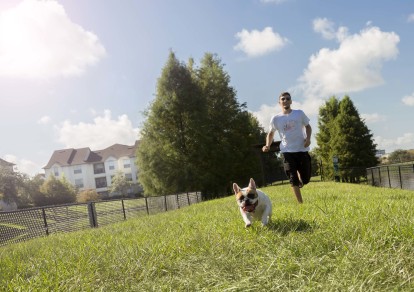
[282,152,312,187]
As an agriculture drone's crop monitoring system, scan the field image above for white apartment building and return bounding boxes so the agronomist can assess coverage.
[43,141,140,197]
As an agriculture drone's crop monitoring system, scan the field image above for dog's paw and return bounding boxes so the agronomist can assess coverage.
[245,223,252,228]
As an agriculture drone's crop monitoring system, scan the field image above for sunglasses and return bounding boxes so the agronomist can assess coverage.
[280,96,291,101]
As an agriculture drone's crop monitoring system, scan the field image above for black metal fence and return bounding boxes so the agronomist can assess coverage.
[367,163,414,190]
[0,192,201,247]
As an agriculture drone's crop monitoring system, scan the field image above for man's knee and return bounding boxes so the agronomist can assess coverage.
[287,171,301,186]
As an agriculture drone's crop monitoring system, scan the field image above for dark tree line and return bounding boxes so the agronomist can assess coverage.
[386,149,414,164]
[0,167,139,210]
[0,169,77,210]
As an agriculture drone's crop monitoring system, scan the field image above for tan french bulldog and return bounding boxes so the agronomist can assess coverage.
[233,178,272,228]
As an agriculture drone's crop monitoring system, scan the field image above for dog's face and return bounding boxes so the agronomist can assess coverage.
[233,178,259,213]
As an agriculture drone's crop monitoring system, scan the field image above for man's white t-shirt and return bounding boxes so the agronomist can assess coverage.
[269,109,310,153]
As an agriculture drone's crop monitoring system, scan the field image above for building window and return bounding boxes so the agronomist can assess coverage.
[75,178,84,188]
[95,177,107,188]
[53,166,59,176]
[74,165,82,174]
[123,159,131,168]
[94,163,105,174]
[125,173,133,181]
[108,160,115,170]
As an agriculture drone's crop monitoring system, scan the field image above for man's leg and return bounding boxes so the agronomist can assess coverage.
[283,153,303,204]
[292,185,303,203]
[298,152,312,185]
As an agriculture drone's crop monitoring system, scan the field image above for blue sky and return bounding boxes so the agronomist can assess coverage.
[1,0,414,176]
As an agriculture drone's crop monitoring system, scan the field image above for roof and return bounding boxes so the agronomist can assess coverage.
[0,158,15,167]
[43,141,139,169]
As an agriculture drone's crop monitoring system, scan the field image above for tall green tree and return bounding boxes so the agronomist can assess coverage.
[195,53,263,196]
[137,51,206,195]
[136,52,264,197]
[315,96,339,180]
[315,96,378,182]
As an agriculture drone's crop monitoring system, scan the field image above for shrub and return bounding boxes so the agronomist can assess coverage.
[77,189,100,203]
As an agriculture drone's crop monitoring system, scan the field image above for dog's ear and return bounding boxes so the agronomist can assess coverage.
[248,178,256,190]
[233,183,241,195]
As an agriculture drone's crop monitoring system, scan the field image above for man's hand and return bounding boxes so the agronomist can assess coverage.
[304,138,311,148]
[262,145,270,152]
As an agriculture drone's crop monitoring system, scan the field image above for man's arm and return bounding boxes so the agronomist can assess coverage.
[262,131,275,152]
[304,124,312,147]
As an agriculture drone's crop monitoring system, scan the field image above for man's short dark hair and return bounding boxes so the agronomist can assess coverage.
[279,92,291,98]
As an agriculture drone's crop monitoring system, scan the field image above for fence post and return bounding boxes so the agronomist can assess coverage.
[164,195,167,212]
[88,202,98,227]
[176,194,180,209]
[398,166,403,189]
[121,199,126,220]
[378,167,382,186]
[145,197,149,215]
[371,168,375,186]
[42,208,49,236]
[387,166,391,188]
[187,192,190,205]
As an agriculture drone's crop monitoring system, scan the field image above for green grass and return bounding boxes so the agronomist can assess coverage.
[1,182,414,291]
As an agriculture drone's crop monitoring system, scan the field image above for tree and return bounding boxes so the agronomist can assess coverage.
[108,171,132,197]
[0,168,24,204]
[315,96,378,182]
[35,175,76,206]
[136,52,264,197]
[388,149,414,163]
[137,51,206,195]
[18,174,44,208]
[195,53,263,196]
[315,96,339,180]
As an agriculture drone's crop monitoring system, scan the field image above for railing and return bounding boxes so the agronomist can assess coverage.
[367,164,414,190]
[0,192,201,247]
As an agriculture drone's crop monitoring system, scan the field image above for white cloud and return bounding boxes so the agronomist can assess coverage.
[55,110,140,150]
[402,93,414,106]
[375,133,414,152]
[313,18,349,42]
[361,113,386,123]
[313,18,336,40]
[0,0,106,79]
[407,14,414,23]
[37,115,51,125]
[234,27,289,57]
[251,103,278,130]
[299,25,399,99]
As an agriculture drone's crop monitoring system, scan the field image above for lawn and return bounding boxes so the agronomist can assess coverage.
[1,182,413,291]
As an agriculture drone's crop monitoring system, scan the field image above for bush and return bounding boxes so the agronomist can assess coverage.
[77,189,100,203]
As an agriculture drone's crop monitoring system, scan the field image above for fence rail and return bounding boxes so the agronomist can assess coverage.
[0,192,201,247]
[367,164,414,190]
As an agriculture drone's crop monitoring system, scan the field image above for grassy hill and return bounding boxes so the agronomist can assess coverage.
[1,182,414,291]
